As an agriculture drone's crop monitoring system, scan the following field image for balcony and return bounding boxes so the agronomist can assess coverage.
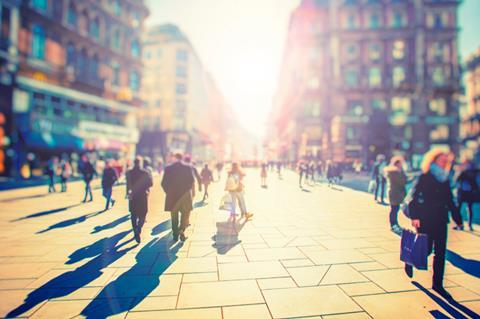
[71,73,106,95]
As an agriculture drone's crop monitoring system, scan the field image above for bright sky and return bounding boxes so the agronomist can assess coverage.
[145,0,480,139]
[145,0,300,139]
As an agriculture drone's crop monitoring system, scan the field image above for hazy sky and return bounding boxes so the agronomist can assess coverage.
[146,0,480,139]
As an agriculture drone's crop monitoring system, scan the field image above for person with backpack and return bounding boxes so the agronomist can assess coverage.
[225,162,253,220]
[456,160,480,231]
[102,160,118,211]
[200,164,214,202]
[404,149,463,300]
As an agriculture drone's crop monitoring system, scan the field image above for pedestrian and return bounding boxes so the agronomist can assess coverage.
[102,160,118,211]
[298,160,307,188]
[373,154,387,204]
[276,161,282,179]
[79,154,96,202]
[45,157,58,193]
[260,163,268,188]
[59,158,72,192]
[126,157,153,243]
[405,149,463,300]
[384,156,408,233]
[326,160,335,187]
[456,160,479,231]
[161,153,194,242]
[225,162,253,220]
[315,161,323,183]
[200,164,214,201]
[215,161,224,181]
[143,157,154,180]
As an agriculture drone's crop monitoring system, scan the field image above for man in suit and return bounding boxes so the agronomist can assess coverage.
[126,157,153,243]
[161,153,194,242]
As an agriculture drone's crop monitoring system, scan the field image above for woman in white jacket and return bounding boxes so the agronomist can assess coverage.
[225,162,253,220]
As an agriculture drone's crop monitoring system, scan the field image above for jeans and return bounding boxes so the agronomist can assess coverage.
[83,181,93,202]
[389,205,400,227]
[60,178,67,192]
[230,191,247,216]
[375,176,386,202]
[48,175,56,193]
[103,187,113,209]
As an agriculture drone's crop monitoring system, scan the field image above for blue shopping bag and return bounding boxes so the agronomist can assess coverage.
[400,229,429,270]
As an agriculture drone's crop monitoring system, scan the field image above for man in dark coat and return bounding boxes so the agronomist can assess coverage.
[161,153,194,242]
[127,157,153,243]
[102,160,118,211]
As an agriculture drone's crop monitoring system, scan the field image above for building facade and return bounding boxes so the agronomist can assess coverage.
[0,0,148,176]
[269,0,461,167]
[138,24,229,162]
[461,48,480,161]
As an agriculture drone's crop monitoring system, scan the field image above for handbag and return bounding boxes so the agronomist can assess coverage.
[400,229,429,270]
[219,193,235,212]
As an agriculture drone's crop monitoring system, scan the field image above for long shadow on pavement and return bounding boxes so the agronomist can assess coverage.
[11,203,83,222]
[37,210,106,234]
[6,231,134,318]
[151,219,171,236]
[212,217,246,255]
[446,250,480,278]
[412,281,479,319]
[80,235,183,318]
[92,215,130,234]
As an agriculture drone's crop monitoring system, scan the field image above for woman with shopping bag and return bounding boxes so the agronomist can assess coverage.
[403,149,463,300]
[225,162,253,220]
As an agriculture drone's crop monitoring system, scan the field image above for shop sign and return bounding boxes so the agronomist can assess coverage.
[31,114,77,136]
[13,89,30,113]
[77,121,139,143]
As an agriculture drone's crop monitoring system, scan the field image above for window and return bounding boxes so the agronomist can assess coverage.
[90,17,100,39]
[112,30,120,50]
[346,13,357,29]
[176,83,187,94]
[113,0,121,16]
[430,125,449,141]
[392,66,406,87]
[1,6,11,51]
[33,0,47,12]
[130,71,140,91]
[67,2,77,26]
[346,127,358,141]
[392,40,405,60]
[371,99,386,110]
[345,69,358,87]
[429,98,447,116]
[345,43,359,61]
[347,101,363,116]
[90,55,99,79]
[369,12,381,29]
[176,66,187,78]
[368,43,381,61]
[66,43,76,65]
[176,49,188,62]
[432,67,445,86]
[431,42,446,63]
[391,97,411,114]
[303,100,321,117]
[131,40,140,58]
[112,63,120,86]
[392,11,405,28]
[31,24,46,60]
[368,67,381,87]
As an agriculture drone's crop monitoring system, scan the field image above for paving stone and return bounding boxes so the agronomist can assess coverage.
[183,272,218,283]
[245,247,305,261]
[126,307,222,319]
[281,258,315,268]
[303,250,372,265]
[257,277,297,290]
[219,261,289,280]
[263,285,362,318]
[320,265,369,285]
[222,304,272,319]
[339,282,384,296]
[130,296,177,311]
[287,266,329,287]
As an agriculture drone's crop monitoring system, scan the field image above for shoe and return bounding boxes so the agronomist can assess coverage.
[404,264,413,278]
[179,231,187,242]
[172,233,179,242]
[134,232,141,243]
[111,199,116,207]
[432,285,453,300]
[469,225,474,231]
[452,225,464,231]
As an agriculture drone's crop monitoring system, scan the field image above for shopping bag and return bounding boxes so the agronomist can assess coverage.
[368,179,376,193]
[400,229,429,270]
[219,193,234,212]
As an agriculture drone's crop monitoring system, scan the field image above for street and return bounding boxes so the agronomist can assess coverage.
[0,169,479,319]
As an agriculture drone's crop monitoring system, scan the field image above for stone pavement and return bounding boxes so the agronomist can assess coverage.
[0,169,479,319]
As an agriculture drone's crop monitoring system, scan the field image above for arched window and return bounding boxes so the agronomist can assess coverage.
[112,30,121,50]
[66,43,76,65]
[32,24,46,60]
[90,54,99,79]
[129,71,139,91]
[131,39,140,58]
[112,62,120,86]
[67,2,77,26]
[90,17,100,39]
[77,49,88,78]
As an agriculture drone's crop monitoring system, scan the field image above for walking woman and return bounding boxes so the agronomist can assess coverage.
[59,159,72,192]
[456,161,480,231]
[225,162,253,220]
[260,163,268,188]
[384,156,407,232]
[200,164,214,201]
[406,149,463,300]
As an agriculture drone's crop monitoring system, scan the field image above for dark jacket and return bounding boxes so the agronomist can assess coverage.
[456,168,480,203]
[200,168,213,185]
[385,167,407,206]
[80,161,96,182]
[409,172,462,234]
[102,167,118,189]
[126,166,153,215]
[161,162,194,211]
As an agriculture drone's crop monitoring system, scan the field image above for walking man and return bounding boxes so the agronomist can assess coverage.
[126,157,153,243]
[161,153,194,242]
[79,155,96,202]
[200,164,214,202]
[46,157,58,193]
[102,160,118,211]
[373,154,387,204]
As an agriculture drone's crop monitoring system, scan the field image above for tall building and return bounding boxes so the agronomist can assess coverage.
[269,0,461,167]
[461,48,480,161]
[138,24,229,162]
[0,0,149,176]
